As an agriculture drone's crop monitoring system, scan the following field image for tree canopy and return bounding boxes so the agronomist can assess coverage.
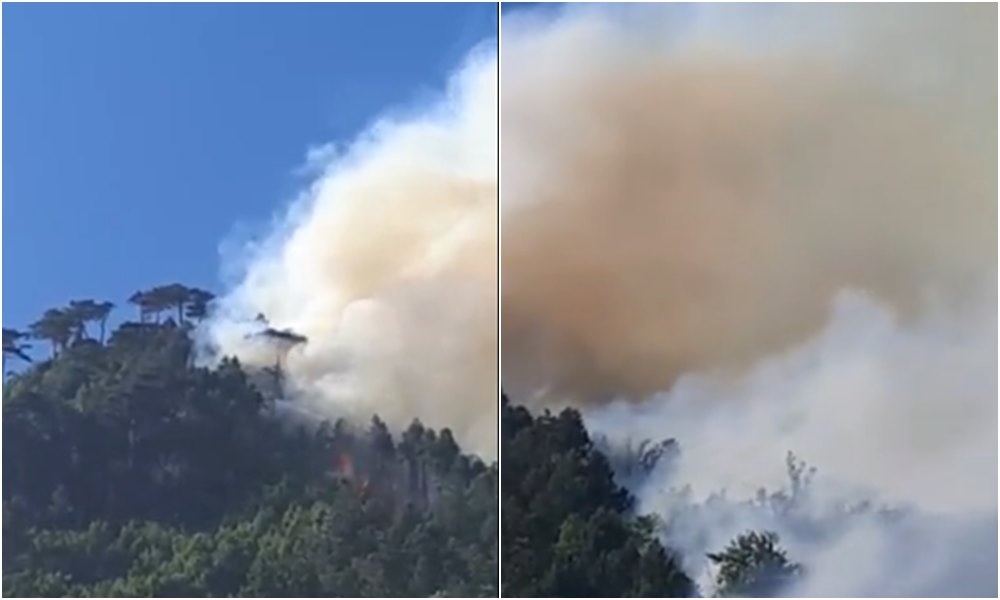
[501,394,694,597]
[707,530,802,597]
[5,287,802,598]
[3,289,497,597]
[501,392,804,598]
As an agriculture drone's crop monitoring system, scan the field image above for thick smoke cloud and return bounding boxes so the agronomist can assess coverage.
[501,3,996,596]
[590,288,997,596]
[502,4,994,401]
[202,45,498,458]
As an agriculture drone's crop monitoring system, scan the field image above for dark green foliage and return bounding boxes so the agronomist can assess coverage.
[29,308,76,357]
[184,289,214,322]
[4,305,497,597]
[127,284,214,325]
[501,394,694,597]
[707,530,802,597]
[3,328,33,372]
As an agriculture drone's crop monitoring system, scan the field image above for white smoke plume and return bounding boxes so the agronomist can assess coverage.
[201,43,498,458]
[501,3,996,596]
[590,288,997,596]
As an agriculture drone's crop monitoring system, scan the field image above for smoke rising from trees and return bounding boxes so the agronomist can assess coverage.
[501,4,996,596]
[202,44,498,457]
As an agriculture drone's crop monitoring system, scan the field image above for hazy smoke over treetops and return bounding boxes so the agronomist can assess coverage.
[202,43,498,457]
[198,3,995,592]
[502,3,995,597]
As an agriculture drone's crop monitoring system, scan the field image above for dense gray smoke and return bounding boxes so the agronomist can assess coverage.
[202,44,498,458]
[502,3,996,596]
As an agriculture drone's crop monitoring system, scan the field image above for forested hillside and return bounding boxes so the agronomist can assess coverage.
[500,395,800,598]
[2,286,497,597]
[2,284,797,597]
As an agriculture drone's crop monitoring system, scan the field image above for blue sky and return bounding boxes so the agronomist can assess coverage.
[3,2,496,339]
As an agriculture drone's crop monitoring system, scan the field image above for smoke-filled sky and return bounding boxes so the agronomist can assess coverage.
[502,3,995,597]
[502,3,995,400]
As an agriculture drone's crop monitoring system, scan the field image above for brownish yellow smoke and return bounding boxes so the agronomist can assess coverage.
[500,4,996,403]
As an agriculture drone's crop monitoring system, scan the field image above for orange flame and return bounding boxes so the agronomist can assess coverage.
[335,453,355,480]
